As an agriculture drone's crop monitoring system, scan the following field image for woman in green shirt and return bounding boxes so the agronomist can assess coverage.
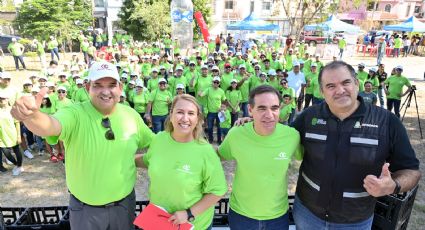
[132,82,150,124]
[48,36,60,61]
[137,94,227,229]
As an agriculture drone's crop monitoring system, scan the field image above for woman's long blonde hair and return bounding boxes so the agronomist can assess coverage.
[164,94,207,144]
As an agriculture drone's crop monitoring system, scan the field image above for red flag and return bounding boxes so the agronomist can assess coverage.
[194,11,210,42]
[133,203,193,230]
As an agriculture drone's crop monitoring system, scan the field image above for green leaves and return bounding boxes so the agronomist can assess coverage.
[14,0,93,42]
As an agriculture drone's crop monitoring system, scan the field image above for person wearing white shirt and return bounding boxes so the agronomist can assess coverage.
[287,62,306,112]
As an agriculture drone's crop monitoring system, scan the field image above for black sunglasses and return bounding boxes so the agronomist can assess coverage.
[213,81,220,84]
[101,118,115,140]
[57,90,66,94]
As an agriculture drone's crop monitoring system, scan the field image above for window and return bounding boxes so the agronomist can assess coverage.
[367,2,377,11]
[414,6,421,13]
[94,0,104,7]
[225,0,234,10]
[384,4,391,12]
[262,1,271,11]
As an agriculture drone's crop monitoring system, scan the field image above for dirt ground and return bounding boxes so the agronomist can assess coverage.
[0,53,424,229]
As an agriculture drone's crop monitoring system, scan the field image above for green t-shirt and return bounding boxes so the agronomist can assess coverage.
[219,109,231,129]
[36,42,45,55]
[226,90,241,112]
[0,107,18,148]
[221,72,234,91]
[310,75,323,99]
[203,87,226,113]
[281,87,296,109]
[47,40,59,50]
[133,91,150,113]
[384,75,411,100]
[54,98,73,111]
[394,38,402,48]
[143,131,227,229]
[234,74,251,103]
[338,39,346,49]
[305,72,319,94]
[168,76,188,96]
[51,101,154,205]
[218,122,302,220]
[81,41,90,52]
[163,38,172,49]
[8,43,24,56]
[73,88,90,103]
[147,77,159,92]
[357,71,368,83]
[194,75,213,107]
[149,89,172,116]
[279,104,292,123]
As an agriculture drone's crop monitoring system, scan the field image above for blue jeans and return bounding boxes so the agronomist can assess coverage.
[240,102,249,117]
[387,99,401,118]
[293,196,373,230]
[13,55,26,70]
[207,113,221,144]
[152,115,167,133]
[377,52,384,66]
[228,208,289,230]
[21,123,35,146]
[51,47,60,61]
[393,48,400,57]
[35,135,45,151]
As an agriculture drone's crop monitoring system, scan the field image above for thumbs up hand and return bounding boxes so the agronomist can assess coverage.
[11,87,48,121]
[363,163,397,197]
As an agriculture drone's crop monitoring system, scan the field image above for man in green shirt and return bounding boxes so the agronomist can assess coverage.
[383,65,412,118]
[47,36,60,61]
[219,85,302,229]
[10,61,154,229]
[338,36,347,60]
[7,38,27,71]
[145,78,173,133]
[33,39,46,69]
[393,35,402,58]
[163,34,172,56]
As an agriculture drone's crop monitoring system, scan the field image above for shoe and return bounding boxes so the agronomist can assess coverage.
[12,166,23,176]
[50,155,58,163]
[23,149,34,159]
[6,159,13,165]
[57,153,64,161]
[0,166,7,172]
[38,150,45,156]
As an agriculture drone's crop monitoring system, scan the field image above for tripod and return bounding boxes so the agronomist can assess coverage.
[401,87,423,139]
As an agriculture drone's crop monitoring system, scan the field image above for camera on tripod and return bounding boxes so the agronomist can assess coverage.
[411,85,416,91]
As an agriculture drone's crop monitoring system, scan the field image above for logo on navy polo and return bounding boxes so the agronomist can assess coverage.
[312,117,326,126]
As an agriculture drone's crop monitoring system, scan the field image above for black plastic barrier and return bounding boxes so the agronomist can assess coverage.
[0,186,418,230]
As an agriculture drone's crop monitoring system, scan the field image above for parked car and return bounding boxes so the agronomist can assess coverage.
[0,35,22,53]
[300,31,338,45]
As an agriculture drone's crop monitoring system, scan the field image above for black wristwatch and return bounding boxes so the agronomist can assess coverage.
[393,179,401,194]
[186,208,195,222]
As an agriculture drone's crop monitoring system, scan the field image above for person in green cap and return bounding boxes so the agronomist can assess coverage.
[7,38,26,71]
[10,61,154,229]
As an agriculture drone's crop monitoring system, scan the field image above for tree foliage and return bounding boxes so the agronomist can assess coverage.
[14,0,93,46]
[118,0,212,42]
[281,0,339,42]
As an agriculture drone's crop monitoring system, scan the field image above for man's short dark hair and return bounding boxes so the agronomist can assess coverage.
[318,61,357,89]
[248,85,282,107]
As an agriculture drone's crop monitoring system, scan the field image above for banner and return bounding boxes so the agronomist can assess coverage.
[194,11,210,42]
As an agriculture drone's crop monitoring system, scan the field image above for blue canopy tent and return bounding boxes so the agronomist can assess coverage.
[304,15,360,33]
[383,16,425,32]
[227,13,279,31]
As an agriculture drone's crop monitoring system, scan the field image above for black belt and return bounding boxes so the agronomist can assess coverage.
[70,193,127,208]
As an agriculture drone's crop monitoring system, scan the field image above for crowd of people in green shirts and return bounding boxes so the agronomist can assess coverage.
[1,33,413,174]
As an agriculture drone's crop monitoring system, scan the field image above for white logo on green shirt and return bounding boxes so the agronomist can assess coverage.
[274,152,289,160]
[178,164,192,174]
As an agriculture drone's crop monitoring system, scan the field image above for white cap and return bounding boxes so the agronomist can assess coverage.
[176,83,185,89]
[47,69,56,75]
[268,69,276,75]
[311,63,318,67]
[236,52,242,56]
[136,81,144,87]
[293,61,300,66]
[358,63,365,67]
[121,73,128,79]
[176,66,184,71]
[230,79,238,83]
[260,72,267,77]
[78,61,85,66]
[76,79,84,84]
[239,64,246,69]
[46,82,55,87]
[128,80,136,85]
[0,91,9,98]
[252,59,258,63]
[72,74,80,78]
[369,67,377,72]
[159,78,167,83]
[2,72,11,79]
[212,66,220,71]
[201,65,208,69]
[23,80,33,85]
[298,60,305,64]
[31,87,40,93]
[151,68,158,73]
[58,72,67,77]
[315,54,320,57]
[159,65,165,70]
[57,86,67,92]
[213,77,221,82]
[395,65,403,70]
[38,76,48,81]
[71,66,79,72]
[152,55,158,60]
[88,62,120,82]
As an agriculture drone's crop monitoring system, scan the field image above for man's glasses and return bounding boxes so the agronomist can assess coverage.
[101,118,115,140]
[213,81,220,84]
[57,90,66,94]
[159,82,166,85]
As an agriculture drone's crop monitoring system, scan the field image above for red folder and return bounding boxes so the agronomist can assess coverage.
[134,203,193,230]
